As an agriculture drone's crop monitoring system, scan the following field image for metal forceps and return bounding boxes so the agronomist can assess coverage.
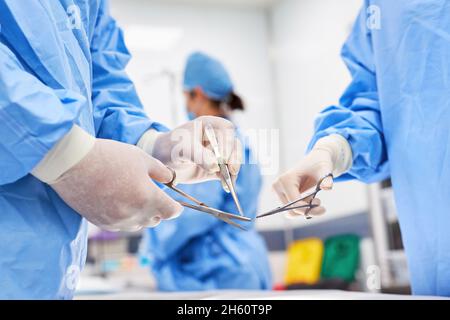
[204,123,244,216]
[256,174,333,220]
[164,168,251,230]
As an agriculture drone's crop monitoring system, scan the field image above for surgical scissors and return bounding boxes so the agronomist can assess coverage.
[256,174,333,219]
[204,123,245,216]
[164,168,251,230]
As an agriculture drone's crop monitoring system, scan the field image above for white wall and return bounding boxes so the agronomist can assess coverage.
[267,0,370,230]
[110,0,276,129]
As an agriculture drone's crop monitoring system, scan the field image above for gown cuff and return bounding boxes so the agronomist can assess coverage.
[313,134,353,177]
[31,125,96,184]
[137,128,163,156]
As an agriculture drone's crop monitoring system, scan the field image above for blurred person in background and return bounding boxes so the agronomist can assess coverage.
[141,52,272,291]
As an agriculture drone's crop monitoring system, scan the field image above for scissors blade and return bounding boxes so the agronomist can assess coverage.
[163,167,209,207]
[219,163,244,216]
[277,189,319,212]
[178,201,249,230]
[178,201,251,222]
[256,174,333,220]
[205,123,245,216]
[166,184,206,207]
[255,189,319,219]
[216,216,247,231]
[204,123,223,159]
[256,204,318,219]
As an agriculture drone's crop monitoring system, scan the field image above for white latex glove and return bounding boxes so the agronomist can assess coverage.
[32,126,182,232]
[272,134,352,218]
[138,116,242,186]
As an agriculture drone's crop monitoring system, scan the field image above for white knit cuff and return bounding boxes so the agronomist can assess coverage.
[313,134,353,177]
[32,125,96,184]
[137,129,162,156]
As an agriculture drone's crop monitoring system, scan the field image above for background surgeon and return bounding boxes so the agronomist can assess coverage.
[141,52,272,291]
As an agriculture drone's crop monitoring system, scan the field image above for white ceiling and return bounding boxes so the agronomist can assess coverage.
[146,0,279,8]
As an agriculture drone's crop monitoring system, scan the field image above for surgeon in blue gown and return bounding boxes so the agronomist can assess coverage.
[141,52,272,291]
[272,1,450,296]
[0,2,242,299]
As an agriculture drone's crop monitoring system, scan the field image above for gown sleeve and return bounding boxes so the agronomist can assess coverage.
[91,0,166,145]
[0,43,87,184]
[308,5,389,183]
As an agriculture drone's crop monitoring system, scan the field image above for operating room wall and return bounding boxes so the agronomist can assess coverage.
[268,0,369,229]
[109,0,280,223]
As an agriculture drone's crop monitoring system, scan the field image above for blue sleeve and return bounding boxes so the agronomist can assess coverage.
[0,43,86,185]
[308,6,389,183]
[90,0,166,144]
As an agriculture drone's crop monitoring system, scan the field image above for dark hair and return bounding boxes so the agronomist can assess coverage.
[211,92,245,111]
[227,92,245,111]
[190,90,245,112]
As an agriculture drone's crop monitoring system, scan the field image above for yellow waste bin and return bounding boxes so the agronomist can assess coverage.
[285,238,324,285]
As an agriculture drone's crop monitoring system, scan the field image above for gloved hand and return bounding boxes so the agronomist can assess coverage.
[32,126,183,231]
[272,134,352,218]
[138,116,242,186]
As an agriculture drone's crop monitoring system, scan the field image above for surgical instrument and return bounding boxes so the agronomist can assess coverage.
[256,174,333,219]
[204,123,244,216]
[164,168,251,230]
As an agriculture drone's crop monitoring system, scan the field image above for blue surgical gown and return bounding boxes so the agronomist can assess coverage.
[0,0,163,299]
[141,132,272,291]
[309,1,450,296]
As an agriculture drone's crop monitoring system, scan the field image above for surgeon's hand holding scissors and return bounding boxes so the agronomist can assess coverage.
[272,134,353,218]
[138,116,243,186]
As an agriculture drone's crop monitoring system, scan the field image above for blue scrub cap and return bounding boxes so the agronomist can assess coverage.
[183,51,234,101]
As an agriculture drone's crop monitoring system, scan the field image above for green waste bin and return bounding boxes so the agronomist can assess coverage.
[320,234,360,282]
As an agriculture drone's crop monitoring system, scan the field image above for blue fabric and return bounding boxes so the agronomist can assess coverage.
[187,111,196,121]
[183,52,234,101]
[309,0,450,296]
[142,131,272,291]
[0,0,160,299]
